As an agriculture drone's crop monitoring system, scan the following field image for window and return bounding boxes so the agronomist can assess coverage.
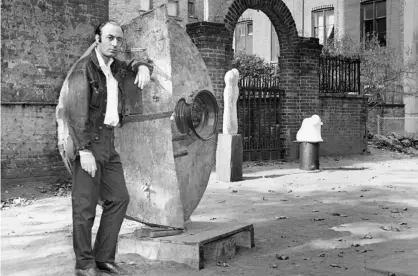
[188,0,196,17]
[240,25,245,37]
[271,25,280,62]
[139,0,152,11]
[312,7,334,46]
[247,23,253,36]
[234,20,253,55]
[167,0,179,17]
[361,0,386,46]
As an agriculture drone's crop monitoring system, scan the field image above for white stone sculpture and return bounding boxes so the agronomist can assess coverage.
[296,115,324,142]
[223,69,239,134]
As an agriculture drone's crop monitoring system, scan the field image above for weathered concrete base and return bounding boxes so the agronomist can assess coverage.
[216,134,243,182]
[118,222,254,270]
[366,250,418,276]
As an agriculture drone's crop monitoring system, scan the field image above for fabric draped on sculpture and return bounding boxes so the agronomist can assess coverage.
[296,115,324,143]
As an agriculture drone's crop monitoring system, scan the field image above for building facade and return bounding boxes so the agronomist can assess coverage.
[233,0,406,61]
[231,0,418,134]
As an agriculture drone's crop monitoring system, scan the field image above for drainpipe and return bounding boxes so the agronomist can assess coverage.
[204,0,208,21]
[302,0,305,36]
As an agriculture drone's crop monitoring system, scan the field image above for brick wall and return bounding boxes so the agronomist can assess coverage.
[1,0,108,103]
[319,94,368,156]
[1,105,69,185]
[1,0,108,187]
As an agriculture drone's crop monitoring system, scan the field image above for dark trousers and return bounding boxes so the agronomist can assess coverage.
[72,127,130,269]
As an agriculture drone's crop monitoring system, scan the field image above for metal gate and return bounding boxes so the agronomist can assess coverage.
[237,77,284,161]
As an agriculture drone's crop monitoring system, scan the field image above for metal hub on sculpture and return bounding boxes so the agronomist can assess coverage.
[175,90,219,141]
[114,6,218,229]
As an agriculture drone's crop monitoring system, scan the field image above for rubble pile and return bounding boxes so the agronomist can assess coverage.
[52,181,72,197]
[370,132,418,155]
[1,181,72,210]
[1,197,33,210]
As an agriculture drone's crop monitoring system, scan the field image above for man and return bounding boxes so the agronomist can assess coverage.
[62,21,152,276]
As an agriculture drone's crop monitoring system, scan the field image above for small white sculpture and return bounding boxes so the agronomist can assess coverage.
[296,115,323,142]
[222,69,240,134]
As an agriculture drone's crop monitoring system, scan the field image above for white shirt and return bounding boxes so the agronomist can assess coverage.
[95,47,119,127]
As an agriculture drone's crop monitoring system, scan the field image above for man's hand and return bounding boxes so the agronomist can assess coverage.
[134,65,151,89]
[79,150,97,178]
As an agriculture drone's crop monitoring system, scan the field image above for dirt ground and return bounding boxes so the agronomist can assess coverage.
[2,147,418,276]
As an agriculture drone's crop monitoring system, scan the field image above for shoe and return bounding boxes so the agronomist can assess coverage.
[75,267,102,276]
[96,262,128,275]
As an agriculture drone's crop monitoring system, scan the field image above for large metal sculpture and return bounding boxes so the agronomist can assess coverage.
[116,6,218,229]
[56,5,219,230]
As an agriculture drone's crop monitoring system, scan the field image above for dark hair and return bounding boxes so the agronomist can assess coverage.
[94,21,122,42]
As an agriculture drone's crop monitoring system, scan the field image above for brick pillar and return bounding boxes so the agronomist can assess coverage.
[186,22,234,131]
[279,37,322,160]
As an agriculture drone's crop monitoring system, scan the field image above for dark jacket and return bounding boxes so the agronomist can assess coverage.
[64,49,153,154]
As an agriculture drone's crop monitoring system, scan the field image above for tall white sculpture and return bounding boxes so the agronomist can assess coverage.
[216,68,242,182]
[222,68,239,134]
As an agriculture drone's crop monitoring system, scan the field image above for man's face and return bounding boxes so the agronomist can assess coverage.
[95,23,124,58]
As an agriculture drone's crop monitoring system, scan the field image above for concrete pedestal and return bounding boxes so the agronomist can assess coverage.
[216,134,243,182]
[118,222,254,270]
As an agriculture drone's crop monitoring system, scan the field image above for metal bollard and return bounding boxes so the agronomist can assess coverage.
[299,142,320,170]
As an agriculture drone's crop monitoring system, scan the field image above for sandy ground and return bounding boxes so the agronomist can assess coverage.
[2,147,418,276]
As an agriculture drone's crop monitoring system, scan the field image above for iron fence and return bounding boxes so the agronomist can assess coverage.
[238,76,284,161]
[319,54,361,94]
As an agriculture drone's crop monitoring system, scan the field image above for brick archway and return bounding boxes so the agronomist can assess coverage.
[223,0,299,53]
[187,1,323,160]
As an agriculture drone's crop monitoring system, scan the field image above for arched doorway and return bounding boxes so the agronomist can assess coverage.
[223,0,299,59]
[226,2,299,160]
